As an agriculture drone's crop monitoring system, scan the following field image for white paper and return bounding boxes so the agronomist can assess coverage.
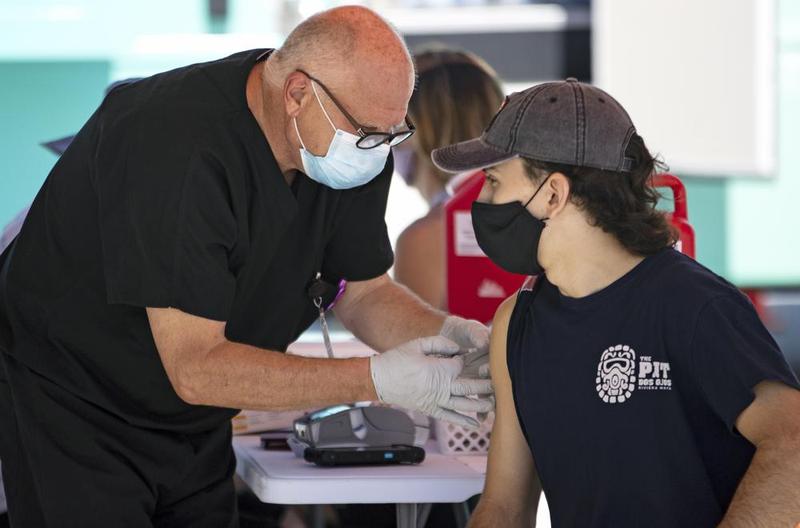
[454,211,485,257]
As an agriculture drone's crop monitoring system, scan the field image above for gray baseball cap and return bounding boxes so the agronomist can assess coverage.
[432,78,637,174]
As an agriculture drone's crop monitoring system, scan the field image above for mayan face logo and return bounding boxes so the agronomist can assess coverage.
[596,345,636,404]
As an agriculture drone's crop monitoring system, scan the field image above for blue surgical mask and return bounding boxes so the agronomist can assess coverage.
[293,82,390,190]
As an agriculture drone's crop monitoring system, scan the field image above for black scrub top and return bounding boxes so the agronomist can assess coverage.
[0,49,394,433]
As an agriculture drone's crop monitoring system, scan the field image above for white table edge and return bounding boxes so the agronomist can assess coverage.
[233,436,486,506]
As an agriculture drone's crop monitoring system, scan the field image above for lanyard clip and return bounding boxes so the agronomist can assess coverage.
[309,272,338,359]
[313,295,335,359]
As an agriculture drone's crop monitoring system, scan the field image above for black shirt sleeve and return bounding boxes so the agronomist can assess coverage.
[98,138,237,322]
[689,292,800,433]
[321,159,395,282]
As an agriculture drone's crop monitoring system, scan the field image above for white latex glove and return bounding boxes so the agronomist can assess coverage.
[370,336,494,429]
[438,316,491,379]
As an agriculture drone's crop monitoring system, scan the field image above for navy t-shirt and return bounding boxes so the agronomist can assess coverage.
[506,248,800,528]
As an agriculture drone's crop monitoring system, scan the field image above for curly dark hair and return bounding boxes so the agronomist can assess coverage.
[522,134,679,256]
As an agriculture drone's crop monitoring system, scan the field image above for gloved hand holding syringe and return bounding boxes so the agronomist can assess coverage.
[369,336,494,429]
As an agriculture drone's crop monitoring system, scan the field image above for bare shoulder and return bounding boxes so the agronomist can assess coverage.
[396,209,444,254]
[492,275,538,339]
[489,294,519,377]
[493,294,519,330]
[394,210,446,307]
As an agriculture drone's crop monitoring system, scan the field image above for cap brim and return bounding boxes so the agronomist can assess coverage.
[432,138,517,174]
[41,135,75,156]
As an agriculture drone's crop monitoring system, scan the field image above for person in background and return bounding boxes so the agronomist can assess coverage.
[393,49,504,309]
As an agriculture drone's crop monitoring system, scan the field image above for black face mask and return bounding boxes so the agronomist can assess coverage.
[471,176,550,276]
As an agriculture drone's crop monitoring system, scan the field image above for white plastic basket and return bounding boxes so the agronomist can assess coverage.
[434,412,494,455]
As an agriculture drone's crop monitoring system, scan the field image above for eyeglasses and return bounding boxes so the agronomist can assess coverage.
[297,69,416,150]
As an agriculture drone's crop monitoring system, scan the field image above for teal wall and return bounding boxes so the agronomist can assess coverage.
[682,178,729,276]
[654,177,728,276]
[0,0,210,226]
[0,61,110,226]
[0,0,282,227]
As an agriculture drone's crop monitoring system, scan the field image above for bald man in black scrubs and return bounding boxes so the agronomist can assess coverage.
[0,7,493,527]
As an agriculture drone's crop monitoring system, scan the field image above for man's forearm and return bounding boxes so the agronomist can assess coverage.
[718,442,800,528]
[335,276,446,352]
[179,340,377,410]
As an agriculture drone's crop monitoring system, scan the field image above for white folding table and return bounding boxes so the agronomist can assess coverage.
[233,435,486,528]
[235,327,552,528]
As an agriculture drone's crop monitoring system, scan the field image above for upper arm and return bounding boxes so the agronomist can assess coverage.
[393,216,445,309]
[333,273,391,318]
[734,380,800,449]
[146,306,227,403]
[483,294,541,516]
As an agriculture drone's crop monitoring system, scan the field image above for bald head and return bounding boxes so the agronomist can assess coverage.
[254,6,415,176]
[270,6,414,93]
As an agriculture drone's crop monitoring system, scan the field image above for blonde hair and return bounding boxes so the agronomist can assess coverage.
[409,48,504,185]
